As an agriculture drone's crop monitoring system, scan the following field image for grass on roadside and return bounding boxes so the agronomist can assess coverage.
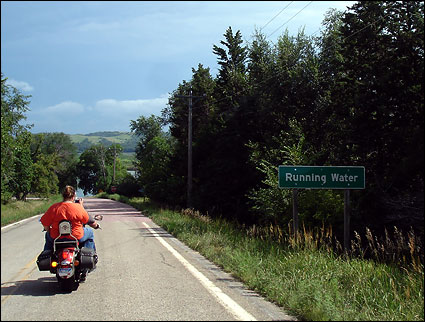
[1,195,62,227]
[119,195,424,321]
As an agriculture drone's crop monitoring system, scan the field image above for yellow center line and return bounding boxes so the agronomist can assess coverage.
[1,254,39,305]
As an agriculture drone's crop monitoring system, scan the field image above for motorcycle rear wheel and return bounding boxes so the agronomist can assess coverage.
[57,275,79,292]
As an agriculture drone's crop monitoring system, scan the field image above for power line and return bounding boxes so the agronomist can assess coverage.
[268,1,314,38]
[260,1,294,31]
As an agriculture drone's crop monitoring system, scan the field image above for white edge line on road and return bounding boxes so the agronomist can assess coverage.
[1,214,42,231]
[142,222,257,321]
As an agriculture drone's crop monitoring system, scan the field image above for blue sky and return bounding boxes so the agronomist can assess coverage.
[1,1,355,134]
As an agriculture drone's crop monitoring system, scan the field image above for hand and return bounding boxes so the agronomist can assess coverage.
[89,222,99,229]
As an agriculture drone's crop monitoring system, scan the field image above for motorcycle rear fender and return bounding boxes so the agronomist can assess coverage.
[56,247,77,278]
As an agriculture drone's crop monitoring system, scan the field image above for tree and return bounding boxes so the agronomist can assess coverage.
[10,132,34,201]
[31,153,60,197]
[30,132,79,191]
[198,26,257,220]
[246,29,277,145]
[76,143,127,195]
[130,115,163,152]
[76,146,102,195]
[1,73,33,203]
[322,1,424,231]
[130,115,177,203]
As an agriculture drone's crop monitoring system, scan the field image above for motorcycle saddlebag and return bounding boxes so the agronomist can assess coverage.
[79,247,97,269]
[36,250,52,271]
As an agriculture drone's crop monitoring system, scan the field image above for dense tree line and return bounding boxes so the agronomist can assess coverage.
[131,2,423,238]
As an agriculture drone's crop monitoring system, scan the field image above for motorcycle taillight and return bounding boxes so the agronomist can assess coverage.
[60,248,75,262]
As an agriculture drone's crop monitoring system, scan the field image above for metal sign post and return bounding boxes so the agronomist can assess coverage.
[344,189,351,251]
[292,189,299,238]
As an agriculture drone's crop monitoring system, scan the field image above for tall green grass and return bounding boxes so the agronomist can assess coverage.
[123,196,423,321]
[1,195,62,227]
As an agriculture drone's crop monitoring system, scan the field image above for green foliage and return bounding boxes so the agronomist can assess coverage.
[130,115,179,204]
[76,146,101,195]
[247,119,331,227]
[298,190,344,228]
[246,158,291,225]
[1,75,80,202]
[190,27,258,220]
[76,143,127,195]
[10,132,34,200]
[96,192,130,204]
[116,174,140,197]
[130,115,163,150]
[119,152,136,170]
[30,132,79,191]
[1,73,33,203]
[133,2,424,239]
[31,154,59,197]
[313,1,424,231]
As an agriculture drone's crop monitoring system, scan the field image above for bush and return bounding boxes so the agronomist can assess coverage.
[116,174,141,197]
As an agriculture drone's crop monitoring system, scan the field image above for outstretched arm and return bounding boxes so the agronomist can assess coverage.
[86,214,100,229]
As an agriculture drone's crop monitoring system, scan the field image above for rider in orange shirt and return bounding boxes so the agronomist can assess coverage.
[40,185,100,252]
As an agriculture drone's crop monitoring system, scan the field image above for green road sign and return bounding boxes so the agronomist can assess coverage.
[279,166,365,189]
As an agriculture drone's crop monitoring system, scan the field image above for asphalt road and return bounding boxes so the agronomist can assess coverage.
[1,198,297,321]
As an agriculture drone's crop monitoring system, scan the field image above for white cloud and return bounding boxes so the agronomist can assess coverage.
[93,96,169,115]
[43,101,85,114]
[5,78,34,92]
[28,95,169,134]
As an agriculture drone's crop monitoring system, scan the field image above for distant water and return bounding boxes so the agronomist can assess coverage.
[75,170,136,197]
[76,187,92,198]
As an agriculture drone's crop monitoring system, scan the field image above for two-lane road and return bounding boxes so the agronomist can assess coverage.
[1,198,296,321]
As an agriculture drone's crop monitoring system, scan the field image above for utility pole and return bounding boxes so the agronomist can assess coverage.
[113,145,116,184]
[176,89,205,209]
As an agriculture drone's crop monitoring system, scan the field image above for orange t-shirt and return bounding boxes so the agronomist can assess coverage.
[40,202,89,240]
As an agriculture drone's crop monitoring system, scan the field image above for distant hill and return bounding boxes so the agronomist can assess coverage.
[69,131,138,153]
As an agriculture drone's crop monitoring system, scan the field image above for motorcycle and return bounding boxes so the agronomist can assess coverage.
[36,214,103,292]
